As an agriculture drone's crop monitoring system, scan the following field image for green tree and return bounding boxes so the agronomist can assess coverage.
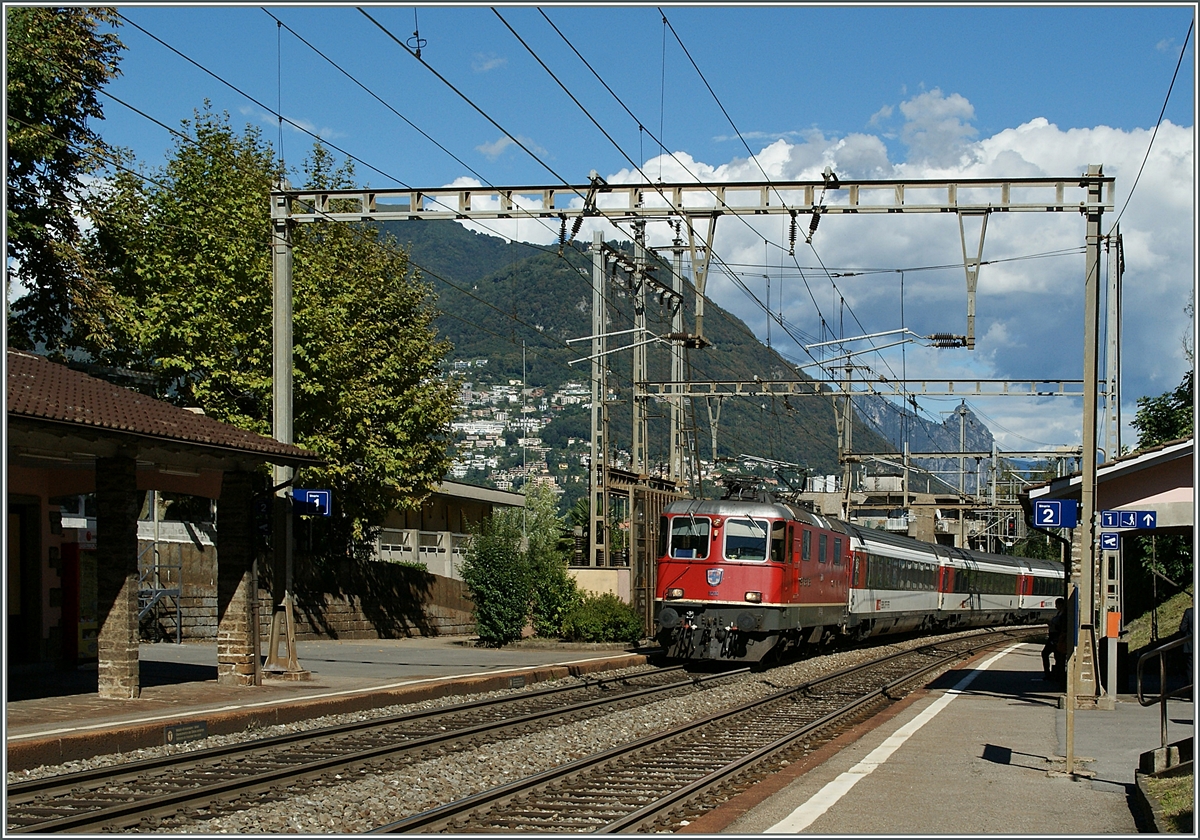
[6,6,125,353]
[1131,369,1194,449]
[461,510,531,646]
[524,483,582,637]
[83,107,458,553]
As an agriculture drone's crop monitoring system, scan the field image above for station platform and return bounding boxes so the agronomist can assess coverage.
[5,636,654,772]
[688,641,1194,835]
[6,638,1191,835]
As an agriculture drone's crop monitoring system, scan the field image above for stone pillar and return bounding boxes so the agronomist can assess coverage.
[95,456,141,699]
[216,470,260,686]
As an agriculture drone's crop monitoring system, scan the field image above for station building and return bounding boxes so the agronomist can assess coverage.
[6,349,525,698]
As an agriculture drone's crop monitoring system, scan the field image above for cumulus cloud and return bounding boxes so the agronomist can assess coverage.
[898,88,979,167]
[586,94,1192,451]
[451,88,1192,450]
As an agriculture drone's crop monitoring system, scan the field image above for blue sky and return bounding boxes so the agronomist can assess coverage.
[51,4,1200,454]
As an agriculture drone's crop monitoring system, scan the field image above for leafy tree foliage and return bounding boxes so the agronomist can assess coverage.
[524,484,583,637]
[6,6,125,353]
[1009,531,1060,562]
[1131,369,1194,449]
[460,484,584,642]
[461,510,531,646]
[83,107,458,552]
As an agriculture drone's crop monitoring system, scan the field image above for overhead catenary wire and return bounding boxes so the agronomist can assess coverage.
[112,9,659,375]
[1107,16,1193,235]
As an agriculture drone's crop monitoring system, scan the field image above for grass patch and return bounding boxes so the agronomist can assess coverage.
[1126,590,1193,653]
[1144,771,1194,832]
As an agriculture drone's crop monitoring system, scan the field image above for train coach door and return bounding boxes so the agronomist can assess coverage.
[782,522,798,605]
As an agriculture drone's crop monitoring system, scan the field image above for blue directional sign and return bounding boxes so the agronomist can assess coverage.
[1100,533,1120,551]
[1101,509,1158,529]
[1034,499,1078,529]
[293,489,332,517]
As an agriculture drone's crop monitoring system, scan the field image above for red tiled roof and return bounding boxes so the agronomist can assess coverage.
[6,349,321,465]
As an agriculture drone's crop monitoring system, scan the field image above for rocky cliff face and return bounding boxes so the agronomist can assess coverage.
[853,395,996,495]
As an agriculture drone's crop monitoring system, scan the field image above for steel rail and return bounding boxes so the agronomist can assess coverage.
[5,665,684,799]
[370,628,1028,834]
[8,665,744,834]
[597,635,1002,833]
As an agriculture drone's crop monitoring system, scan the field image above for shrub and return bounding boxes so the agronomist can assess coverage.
[460,511,531,647]
[530,556,583,638]
[561,592,645,644]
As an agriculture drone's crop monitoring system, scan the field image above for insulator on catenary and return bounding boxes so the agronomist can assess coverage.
[788,213,798,255]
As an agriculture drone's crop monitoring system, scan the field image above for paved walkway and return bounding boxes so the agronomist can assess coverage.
[6,636,652,770]
[687,642,1192,835]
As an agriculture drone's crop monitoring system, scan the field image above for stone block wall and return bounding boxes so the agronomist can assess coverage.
[141,539,475,642]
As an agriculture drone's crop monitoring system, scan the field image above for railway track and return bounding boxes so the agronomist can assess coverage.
[5,664,735,834]
[371,628,1035,834]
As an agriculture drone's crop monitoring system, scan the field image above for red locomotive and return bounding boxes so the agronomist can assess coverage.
[654,498,1064,662]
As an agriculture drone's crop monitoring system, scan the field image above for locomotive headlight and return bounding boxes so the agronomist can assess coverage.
[666,587,685,599]
[744,591,762,603]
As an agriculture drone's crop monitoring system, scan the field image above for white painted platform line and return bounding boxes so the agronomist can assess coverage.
[765,643,1023,834]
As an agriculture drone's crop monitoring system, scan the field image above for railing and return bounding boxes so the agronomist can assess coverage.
[1136,636,1192,749]
[137,539,182,644]
[376,529,472,579]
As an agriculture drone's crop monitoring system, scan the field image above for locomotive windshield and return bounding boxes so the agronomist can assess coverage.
[723,517,770,561]
[667,515,710,559]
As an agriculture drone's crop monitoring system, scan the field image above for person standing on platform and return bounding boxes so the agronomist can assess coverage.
[1041,598,1066,681]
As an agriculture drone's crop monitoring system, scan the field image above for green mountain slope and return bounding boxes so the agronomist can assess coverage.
[379,218,893,488]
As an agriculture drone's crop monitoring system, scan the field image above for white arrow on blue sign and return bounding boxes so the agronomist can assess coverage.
[1138,511,1157,528]
[1100,533,1119,551]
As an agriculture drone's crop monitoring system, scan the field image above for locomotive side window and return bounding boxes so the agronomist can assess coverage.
[669,516,710,559]
[818,533,828,563]
[832,538,843,565]
[801,529,812,561]
[724,518,769,561]
[770,520,786,562]
[657,517,668,558]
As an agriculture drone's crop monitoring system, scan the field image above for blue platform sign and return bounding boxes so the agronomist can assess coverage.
[1100,510,1120,529]
[1034,499,1078,529]
[1100,532,1120,551]
[1119,510,1137,528]
[293,489,332,517]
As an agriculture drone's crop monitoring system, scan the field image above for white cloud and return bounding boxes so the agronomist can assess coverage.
[898,88,979,168]
[593,94,1193,453]
[476,134,548,161]
[868,105,893,127]
[477,136,516,160]
[472,53,507,73]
